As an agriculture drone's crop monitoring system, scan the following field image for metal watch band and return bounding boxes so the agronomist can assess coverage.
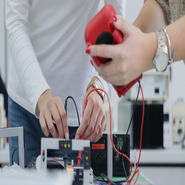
[155,29,166,55]
[86,76,105,102]
[153,28,169,72]
[162,27,175,64]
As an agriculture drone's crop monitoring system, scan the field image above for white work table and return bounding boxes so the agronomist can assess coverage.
[1,145,185,166]
[130,147,185,165]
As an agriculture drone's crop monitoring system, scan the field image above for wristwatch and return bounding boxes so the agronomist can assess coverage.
[153,29,169,72]
[86,76,105,102]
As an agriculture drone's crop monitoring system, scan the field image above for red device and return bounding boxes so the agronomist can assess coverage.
[85,4,142,97]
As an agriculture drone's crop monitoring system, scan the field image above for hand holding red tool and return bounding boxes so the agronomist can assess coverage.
[85,4,142,97]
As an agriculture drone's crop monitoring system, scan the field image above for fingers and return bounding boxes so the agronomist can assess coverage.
[56,98,69,139]
[92,59,120,77]
[92,116,105,142]
[112,15,134,36]
[88,44,120,59]
[76,91,105,142]
[83,100,99,139]
[50,102,64,138]
[39,96,69,139]
[39,115,49,137]
[44,108,58,138]
[87,112,105,142]
[75,96,94,140]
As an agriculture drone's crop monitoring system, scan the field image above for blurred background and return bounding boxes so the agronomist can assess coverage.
[1,0,185,184]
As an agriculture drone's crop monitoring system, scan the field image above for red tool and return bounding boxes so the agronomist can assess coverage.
[85,4,142,97]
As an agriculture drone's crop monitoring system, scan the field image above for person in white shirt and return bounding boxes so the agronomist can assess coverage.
[6,0,125,166]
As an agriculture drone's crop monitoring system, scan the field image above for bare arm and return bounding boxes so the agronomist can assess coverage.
[133,0,168,33]
[134,0,185,62]
[166,15,185,62]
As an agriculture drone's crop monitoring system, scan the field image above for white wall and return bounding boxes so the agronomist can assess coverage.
[125,0,144,24]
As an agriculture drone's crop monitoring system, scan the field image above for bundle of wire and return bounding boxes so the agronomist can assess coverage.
[77,81,145,185]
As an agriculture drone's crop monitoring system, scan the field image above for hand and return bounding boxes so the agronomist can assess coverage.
[38,89,69,139]
[75,87,106,142]
[86,15,157,86]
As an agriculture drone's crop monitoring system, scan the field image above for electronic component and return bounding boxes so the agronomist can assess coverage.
[163,102,173,148]
[118,100,163,149]
[85,4,142,97]
[91,132,130,179]
[125,71,169,101]
[173,100,185,143]
[39,138,91,185]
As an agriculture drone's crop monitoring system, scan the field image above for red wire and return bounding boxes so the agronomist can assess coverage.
[134,169,140,185]
[77,83,145,185]
[129,84,145,184]
[77,100,87,165]
[77,88,132,178]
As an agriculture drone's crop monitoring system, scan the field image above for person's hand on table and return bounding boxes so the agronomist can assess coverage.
[38,89,69,139]
[86,15,157,86]
[75,86,106,142]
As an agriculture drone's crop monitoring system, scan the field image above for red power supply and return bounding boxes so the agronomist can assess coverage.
[85,4,142,97]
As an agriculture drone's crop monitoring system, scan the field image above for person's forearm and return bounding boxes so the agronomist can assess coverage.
[133,0,168,33]
[166,15,185,62]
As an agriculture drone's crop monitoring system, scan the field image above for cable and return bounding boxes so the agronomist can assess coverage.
[64,96,80,126]
[134,169,140,185]
[93,174,125,184]
[126,80,140,135]
[129,84,145,184]
[64,96,81,165]
[79,83,145,185]
[121,155,128,183]
[121,80,140,182]
[100,173,116,185]
[80,88,133,179]
[11,148,19,165]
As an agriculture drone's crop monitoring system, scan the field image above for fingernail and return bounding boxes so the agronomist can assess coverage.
[65,132,69,139]
[75,135,79,140]
[90,60,94,66]
[86,48,91,54]
[112,15,117,22]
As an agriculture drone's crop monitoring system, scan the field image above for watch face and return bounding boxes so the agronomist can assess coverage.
[155,52,168,72]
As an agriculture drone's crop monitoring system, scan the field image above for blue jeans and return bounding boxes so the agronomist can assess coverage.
[8,96,80,167]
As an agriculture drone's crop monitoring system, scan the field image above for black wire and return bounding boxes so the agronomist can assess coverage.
[64,96,80,126]
[100,173,116,185]
[126,80,140,135]
[11,148,19,165]
[93,174,125,184]
[121,156,128,183]
[120,80,141,183]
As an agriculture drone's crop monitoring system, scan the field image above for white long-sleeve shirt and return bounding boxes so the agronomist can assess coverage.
[6,0,125,126]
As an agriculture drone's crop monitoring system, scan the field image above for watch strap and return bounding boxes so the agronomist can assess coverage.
[155,29,166,55]
[153,28,169,72]
[86,76,105,102]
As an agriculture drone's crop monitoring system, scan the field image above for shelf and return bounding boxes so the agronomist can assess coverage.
[130,147,185,164]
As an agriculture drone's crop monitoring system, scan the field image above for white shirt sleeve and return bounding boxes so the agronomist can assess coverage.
[105,0,126,18]
[6,0,50,117]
